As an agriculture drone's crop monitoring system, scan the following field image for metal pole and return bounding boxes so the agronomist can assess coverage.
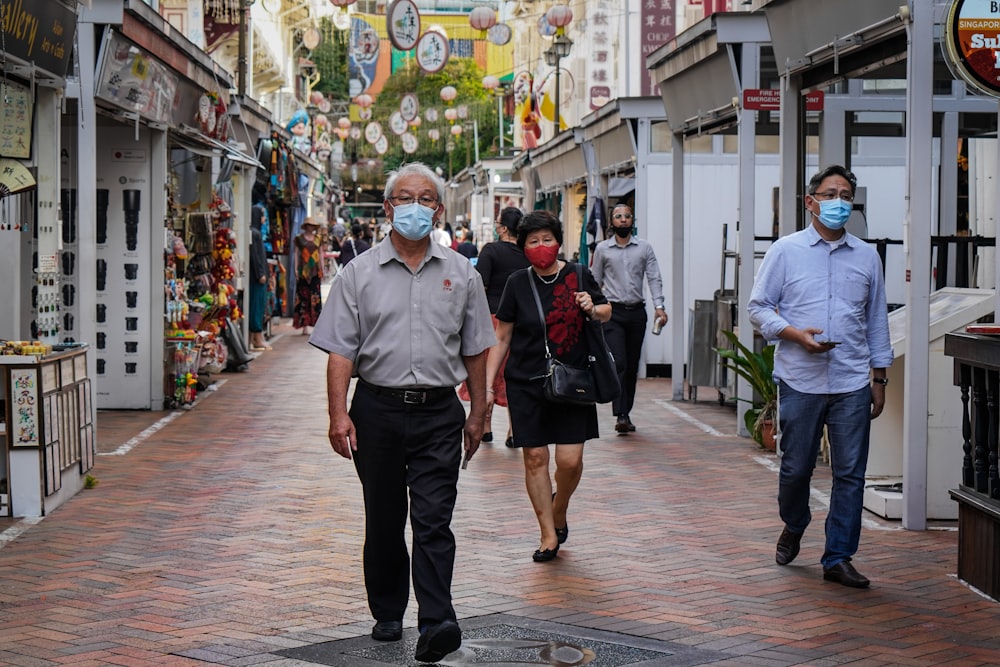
[497,91,504,153]
[554,63,561,136]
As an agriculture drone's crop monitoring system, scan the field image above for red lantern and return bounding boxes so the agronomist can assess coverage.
[444,108,458,122]
[440,85,457,103]
[354,93,373,109]
[330,0,356,7]
[482,75,499,91]
[338,117,352,129]
[546,5,573,35]
[450,125,463,137]
[469,7,497,33]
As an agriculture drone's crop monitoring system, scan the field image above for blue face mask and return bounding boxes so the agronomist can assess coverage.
[815,198,852,230]
[391,202,436,240]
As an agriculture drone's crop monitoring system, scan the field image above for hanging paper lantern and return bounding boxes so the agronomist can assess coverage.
[338,117,352,129]
[482,75,500,91]
[469,7,497,33]
[444,108,458,122]
[546,5,573,34]
[428,128,440,141]
[440,85,457,103]
[330,0,357,6]
[355,93,373,109]
[409,116,422,128]
[450,125,463,136]
[310,90,326,106]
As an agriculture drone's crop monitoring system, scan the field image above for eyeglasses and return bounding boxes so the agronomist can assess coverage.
[810,190,854,203]
[389,195,439,207]
[612,213,633,219]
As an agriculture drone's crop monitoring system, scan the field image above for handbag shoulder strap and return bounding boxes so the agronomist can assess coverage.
[526,270,553,359]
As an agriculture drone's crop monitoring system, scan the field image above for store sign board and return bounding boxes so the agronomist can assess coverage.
[0,0,76,79]
[641,0,675,96]
[95,30,179,125]
[743,89,824,111]
[943,0,1000,98]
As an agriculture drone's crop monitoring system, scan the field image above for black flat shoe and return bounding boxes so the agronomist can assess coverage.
[532,544,560,562]
[505,436,515,448]
[482,431,493,442]
[555,525,568,544]
[372,620,403,641]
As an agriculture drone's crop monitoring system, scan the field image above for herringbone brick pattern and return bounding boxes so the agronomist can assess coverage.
[1,321,998,666]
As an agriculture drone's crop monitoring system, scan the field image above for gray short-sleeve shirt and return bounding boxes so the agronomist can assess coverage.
[309,236,496,388]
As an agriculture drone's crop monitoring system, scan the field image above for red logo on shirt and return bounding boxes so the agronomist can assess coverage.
[442,279,453,292]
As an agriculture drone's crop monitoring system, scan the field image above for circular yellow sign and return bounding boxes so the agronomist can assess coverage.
[944,0,1000,97]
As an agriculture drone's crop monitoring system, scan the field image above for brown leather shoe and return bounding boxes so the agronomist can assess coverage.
[775,527,802,565]
[823,560,870,588]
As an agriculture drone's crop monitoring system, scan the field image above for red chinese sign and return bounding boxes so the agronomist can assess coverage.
[641,0,676,96]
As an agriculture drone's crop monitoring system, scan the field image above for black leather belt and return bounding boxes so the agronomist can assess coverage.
[611,302,645,310]
[358,378,454,405]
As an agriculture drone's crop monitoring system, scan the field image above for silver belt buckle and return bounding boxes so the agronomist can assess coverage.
[403,390,426,404]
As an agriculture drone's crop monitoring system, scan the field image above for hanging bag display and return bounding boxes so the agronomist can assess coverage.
[527,264,620,405]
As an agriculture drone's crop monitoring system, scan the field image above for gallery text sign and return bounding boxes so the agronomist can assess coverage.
[742,89,824,111]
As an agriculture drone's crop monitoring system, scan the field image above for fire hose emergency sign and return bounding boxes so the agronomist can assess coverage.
[944,0,1000,97]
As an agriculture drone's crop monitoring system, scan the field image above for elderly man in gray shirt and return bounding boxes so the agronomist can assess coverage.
[590,203,667,434]
[309,163,495,663]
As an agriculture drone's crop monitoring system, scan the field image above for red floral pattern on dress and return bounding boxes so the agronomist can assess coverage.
[547,270,583,357]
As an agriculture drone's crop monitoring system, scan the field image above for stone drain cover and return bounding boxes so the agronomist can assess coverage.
[275,614,725,666]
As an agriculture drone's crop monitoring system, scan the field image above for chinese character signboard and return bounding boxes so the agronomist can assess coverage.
[0,80,33,159]
[641,0,675,96]
[11,368,39,447]
[588,1,613,110]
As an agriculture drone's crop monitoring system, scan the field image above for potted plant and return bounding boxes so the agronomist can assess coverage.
[716,330,777,449]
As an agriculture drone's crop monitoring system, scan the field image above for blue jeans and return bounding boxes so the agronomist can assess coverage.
[777,380,871,569]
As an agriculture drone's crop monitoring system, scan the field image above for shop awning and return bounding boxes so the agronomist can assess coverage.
[171,126,264,169]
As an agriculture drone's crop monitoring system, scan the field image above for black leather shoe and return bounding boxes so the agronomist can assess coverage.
[532,544,560,562]
[615,415,630,433]
[414,619,462,663]
[823,560,870,588]
[505,436,515,448]
[481,431,493,443]
[555,525,568,544]
[626,416,636,432]
[775,527,802,565]
[371,620,402,641]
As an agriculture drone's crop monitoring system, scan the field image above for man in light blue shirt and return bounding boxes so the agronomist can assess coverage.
[748,165,893,589]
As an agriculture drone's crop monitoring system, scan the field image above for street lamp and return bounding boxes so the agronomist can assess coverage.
[543,33,573,136]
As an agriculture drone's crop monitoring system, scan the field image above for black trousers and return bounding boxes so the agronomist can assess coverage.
[604,304,648,417]
[350,382,465,627]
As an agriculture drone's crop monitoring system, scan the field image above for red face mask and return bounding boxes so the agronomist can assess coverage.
[524,244,559,270]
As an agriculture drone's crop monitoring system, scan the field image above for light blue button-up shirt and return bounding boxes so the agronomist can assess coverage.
[748,225,893,395]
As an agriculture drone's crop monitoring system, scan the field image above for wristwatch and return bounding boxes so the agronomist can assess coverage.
[872,377,889,386]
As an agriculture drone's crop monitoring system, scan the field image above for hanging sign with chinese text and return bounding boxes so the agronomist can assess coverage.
[415,30,449,73]
[387,0,421,51]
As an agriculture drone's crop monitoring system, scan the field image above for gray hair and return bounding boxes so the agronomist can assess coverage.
[383,163,445,204]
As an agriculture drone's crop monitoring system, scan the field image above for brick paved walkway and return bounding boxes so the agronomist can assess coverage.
[1,321,999,666]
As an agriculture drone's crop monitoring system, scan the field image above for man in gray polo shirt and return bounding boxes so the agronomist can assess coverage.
[309,162,495,664]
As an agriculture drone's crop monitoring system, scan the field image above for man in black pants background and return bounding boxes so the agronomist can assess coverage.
[590,203,667,433]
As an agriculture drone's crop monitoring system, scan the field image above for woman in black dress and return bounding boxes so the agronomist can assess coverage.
[475,207,530,445]
[485,211,611,562]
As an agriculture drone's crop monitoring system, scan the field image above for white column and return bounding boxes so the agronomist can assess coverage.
[671,132,685,400]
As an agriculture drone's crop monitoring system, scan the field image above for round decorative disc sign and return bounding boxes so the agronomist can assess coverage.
[415,30,449,74]
[400,93,419,122]
[365,121,383,144]
[387,0,421,51]
[944,0,1000,97]
[488,23,512,46]
[401,132,419,154]
[375,134,389,155]
[388,110,408,136]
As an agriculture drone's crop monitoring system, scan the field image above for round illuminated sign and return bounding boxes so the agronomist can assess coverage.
[401,132,419,154]
[944,0,1000,97]
[365,122,383,144]
[400,93,419,122]
[488,23,512,46]
[388,110,408,136]
[375,134,389,155]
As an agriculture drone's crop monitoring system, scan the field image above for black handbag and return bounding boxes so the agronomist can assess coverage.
[528,264,620,405]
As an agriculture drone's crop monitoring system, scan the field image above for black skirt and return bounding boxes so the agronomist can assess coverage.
[505,377,599,447]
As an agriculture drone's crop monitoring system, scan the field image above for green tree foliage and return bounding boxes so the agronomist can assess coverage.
[360,59,500,175]
[310,19,350,102]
